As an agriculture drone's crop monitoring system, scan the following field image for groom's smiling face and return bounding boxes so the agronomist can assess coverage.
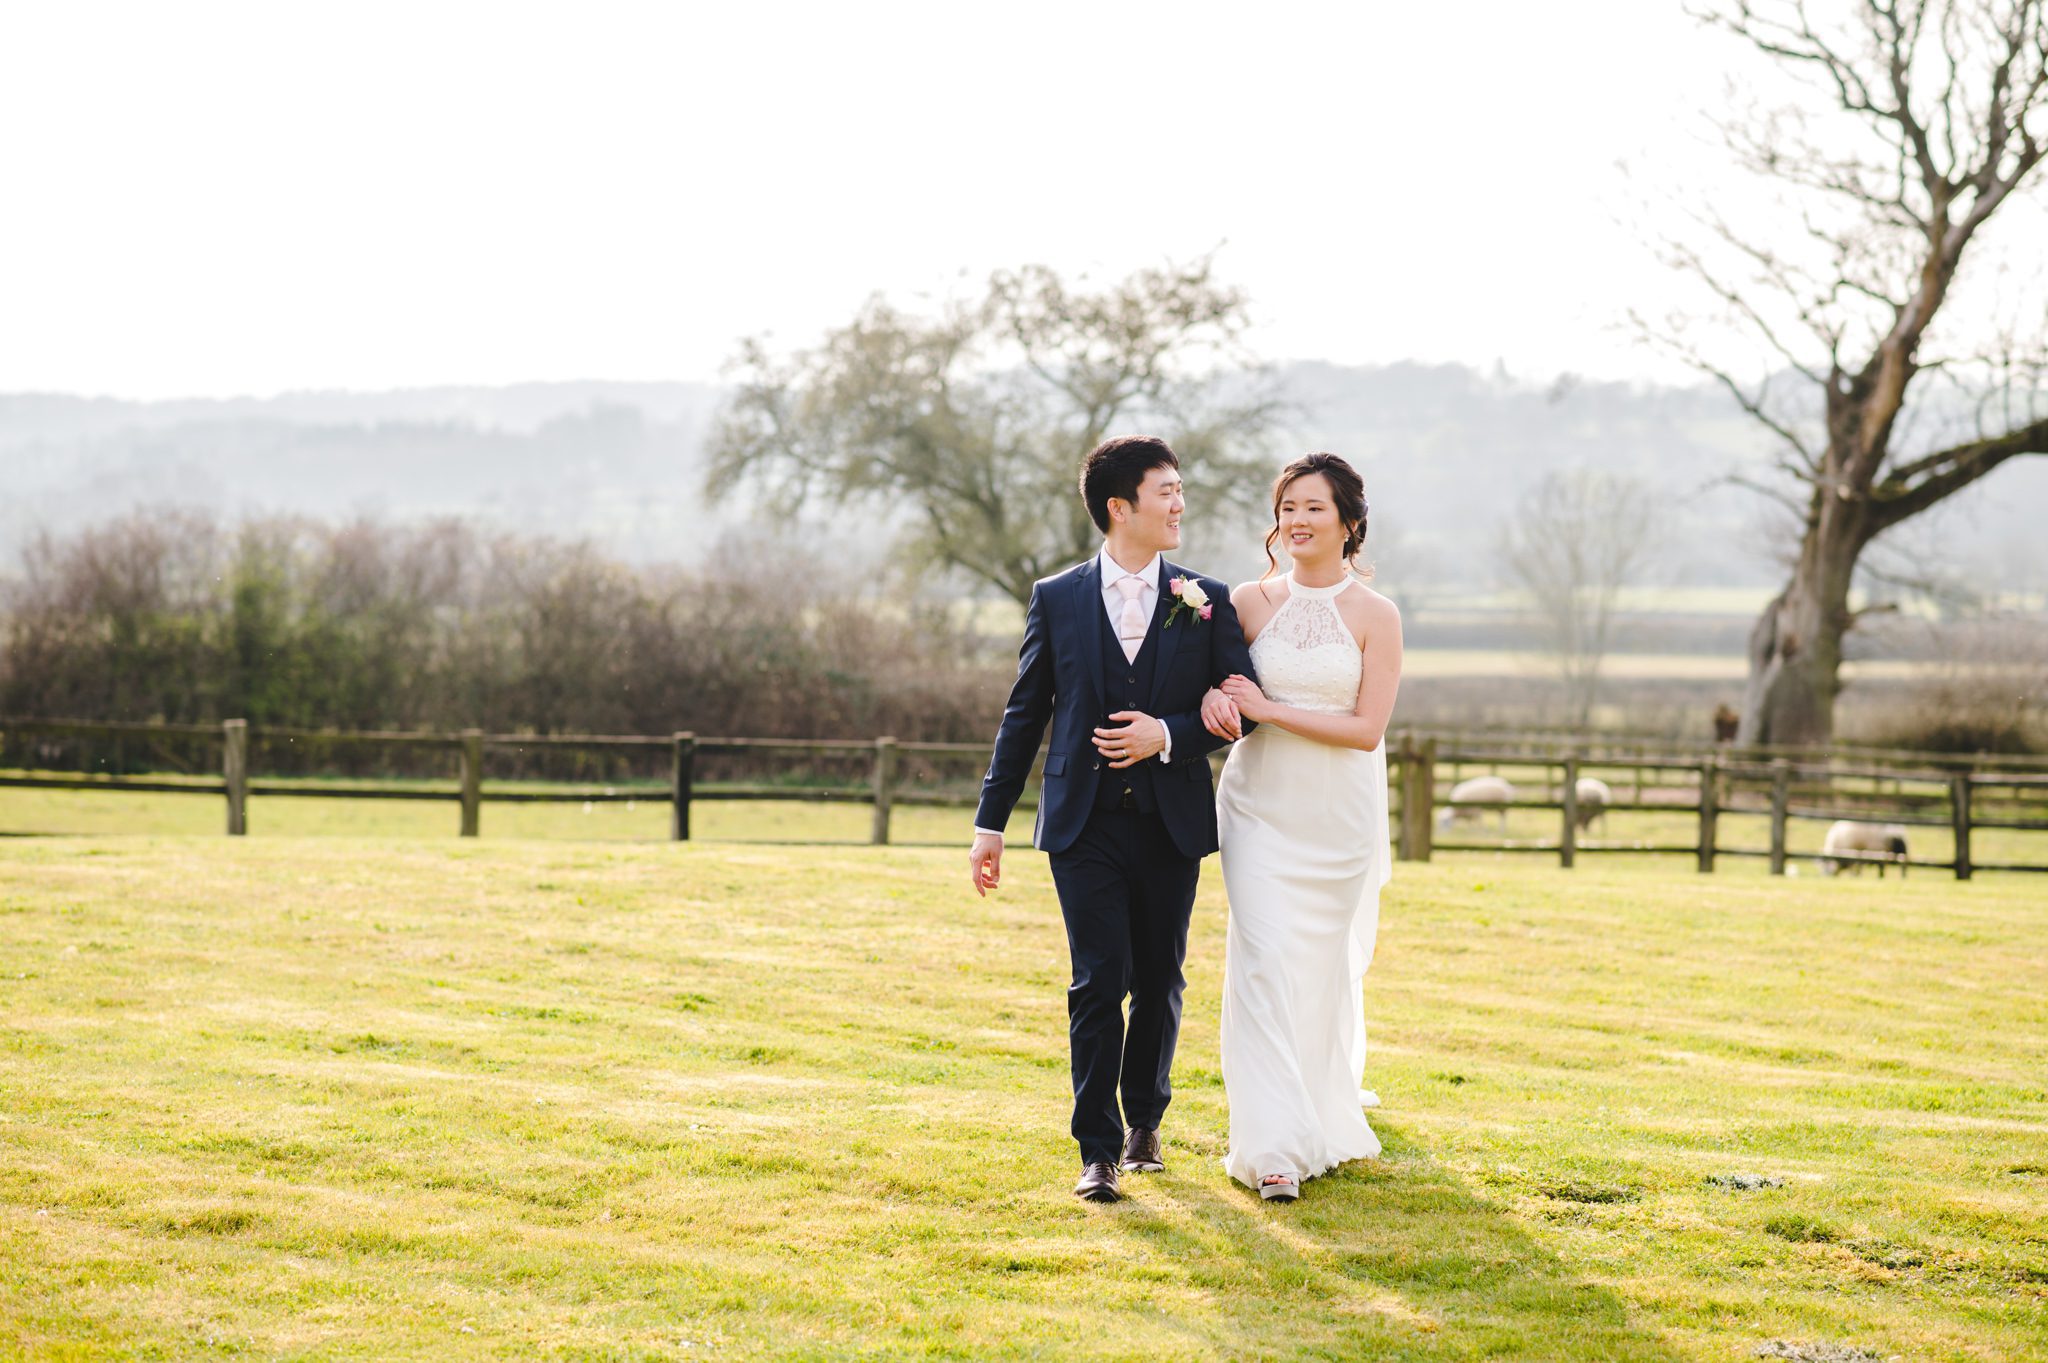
[1115,465,1185,555]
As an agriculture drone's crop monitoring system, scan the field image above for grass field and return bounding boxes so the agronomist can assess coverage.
[2,819,2045,1360]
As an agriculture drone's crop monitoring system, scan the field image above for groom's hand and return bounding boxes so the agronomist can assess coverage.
[1095,712,1166,769]
[969,832,1003,897]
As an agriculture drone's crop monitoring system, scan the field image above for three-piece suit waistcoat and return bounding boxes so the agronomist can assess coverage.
[1091,596,1164,813]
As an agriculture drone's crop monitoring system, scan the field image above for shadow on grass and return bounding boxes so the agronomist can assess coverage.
[1111,1119,1686,1361]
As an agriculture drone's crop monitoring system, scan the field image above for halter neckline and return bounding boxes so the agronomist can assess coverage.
[1285,571,1356,601]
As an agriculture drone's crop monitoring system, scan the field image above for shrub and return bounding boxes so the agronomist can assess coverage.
[0,511,1013,779]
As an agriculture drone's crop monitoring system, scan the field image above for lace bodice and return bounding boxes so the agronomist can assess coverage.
[1247,575,1363,715]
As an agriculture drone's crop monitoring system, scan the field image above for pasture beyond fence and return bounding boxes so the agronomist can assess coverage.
[3,718,2047,878]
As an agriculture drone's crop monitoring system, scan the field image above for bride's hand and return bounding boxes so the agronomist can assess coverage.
[1219,674,1273,722]
[1201,687,1242,741]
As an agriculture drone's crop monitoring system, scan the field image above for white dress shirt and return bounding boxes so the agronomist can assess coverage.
[1098,545,1159,640]
[975,547,1174,841]
[1096,546,1172,762]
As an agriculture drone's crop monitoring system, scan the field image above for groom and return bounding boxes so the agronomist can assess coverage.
[969,435,1259,1203]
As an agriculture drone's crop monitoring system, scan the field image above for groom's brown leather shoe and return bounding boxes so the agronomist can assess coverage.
[1120,1127,1164,1173]
[1074,1162,1122,1202]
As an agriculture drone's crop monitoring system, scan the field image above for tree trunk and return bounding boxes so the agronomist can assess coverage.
[1737,495,1867,747]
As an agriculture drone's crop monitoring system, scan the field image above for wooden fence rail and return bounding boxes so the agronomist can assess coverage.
[3,718,2044,874]
[0,719,996,845]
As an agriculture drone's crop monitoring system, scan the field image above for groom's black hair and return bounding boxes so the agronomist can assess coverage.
[1080,435,1179,534]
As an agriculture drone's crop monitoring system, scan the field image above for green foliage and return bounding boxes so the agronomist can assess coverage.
[707,258,1284,602]
[0,513,1007,753]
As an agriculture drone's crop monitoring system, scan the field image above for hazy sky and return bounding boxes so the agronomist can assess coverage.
[7,2,1758,399]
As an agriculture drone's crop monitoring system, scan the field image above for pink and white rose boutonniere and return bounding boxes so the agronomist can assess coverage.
[1164,576,1212,628]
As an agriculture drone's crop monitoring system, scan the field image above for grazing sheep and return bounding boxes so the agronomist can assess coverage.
[1573,777,1612,833]
[1441,776,1515,833]
[1820,820,1910,877]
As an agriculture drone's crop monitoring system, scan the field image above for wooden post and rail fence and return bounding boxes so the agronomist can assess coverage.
[3,717,2045,876]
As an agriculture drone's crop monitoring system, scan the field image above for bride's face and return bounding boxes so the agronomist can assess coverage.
[1276,473,1345,562]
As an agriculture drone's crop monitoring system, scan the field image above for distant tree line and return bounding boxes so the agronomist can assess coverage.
[0,511,1008,757]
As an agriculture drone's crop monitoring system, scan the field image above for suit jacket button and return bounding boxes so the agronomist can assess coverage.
[1092,760,1101,770]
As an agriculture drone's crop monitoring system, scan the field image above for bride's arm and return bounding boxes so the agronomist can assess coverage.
[1218,595,1402,752]
[1199,579,1286,740]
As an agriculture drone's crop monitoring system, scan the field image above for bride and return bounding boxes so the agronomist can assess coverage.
[1200,452,1402,1202]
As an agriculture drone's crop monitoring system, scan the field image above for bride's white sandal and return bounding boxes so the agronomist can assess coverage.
[1259,1172,1300,1202]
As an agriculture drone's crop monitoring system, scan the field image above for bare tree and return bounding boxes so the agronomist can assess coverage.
[704,259,1283,605]
[1499,471,1664,728]
[1652,1,2048,745]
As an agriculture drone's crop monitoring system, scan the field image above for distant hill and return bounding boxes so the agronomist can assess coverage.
[6,364,2044,606]
[0,382,727,566]
[1268,360,1789,594]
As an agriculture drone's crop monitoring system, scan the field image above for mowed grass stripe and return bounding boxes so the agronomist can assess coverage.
[1,839,2044,1360]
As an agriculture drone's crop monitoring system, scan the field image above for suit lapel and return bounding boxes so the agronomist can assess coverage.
[1073,557,1105,710]
[1148,560,1187,707]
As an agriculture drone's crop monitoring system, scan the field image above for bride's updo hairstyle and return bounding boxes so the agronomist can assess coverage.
[1262,451,1371,580]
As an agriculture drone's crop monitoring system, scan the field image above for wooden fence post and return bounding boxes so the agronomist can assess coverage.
[1395,734,1435,863]
[871,737,897,846]
[1951,772,1972,881]
[671,732,694,842]
[1414,737,1436,863]
[1697,755,1719,874]
[1768,758,1791,875]
[460,729,483,838]
[1560,755,1579,869]
[223,719,248,836]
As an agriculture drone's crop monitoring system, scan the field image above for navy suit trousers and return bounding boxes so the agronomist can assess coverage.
[1047,804,1202,1166]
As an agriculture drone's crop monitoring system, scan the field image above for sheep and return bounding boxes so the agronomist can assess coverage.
[1440,776,1515,834]
[1572,777,1612,833]
[1820,820,1910,877]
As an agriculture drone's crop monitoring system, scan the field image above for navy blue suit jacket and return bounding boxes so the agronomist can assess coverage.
[974,556,1259,860]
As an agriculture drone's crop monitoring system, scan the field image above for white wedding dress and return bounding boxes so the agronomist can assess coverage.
[1216,573,1391,1190]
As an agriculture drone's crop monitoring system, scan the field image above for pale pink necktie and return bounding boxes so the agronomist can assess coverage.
[1114,576,1148,663]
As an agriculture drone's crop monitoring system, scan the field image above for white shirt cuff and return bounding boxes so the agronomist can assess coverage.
[1158,716,1173,763]
[973,826,1004,839]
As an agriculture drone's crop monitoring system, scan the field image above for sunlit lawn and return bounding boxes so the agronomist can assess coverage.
[1,803,2044,1359]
